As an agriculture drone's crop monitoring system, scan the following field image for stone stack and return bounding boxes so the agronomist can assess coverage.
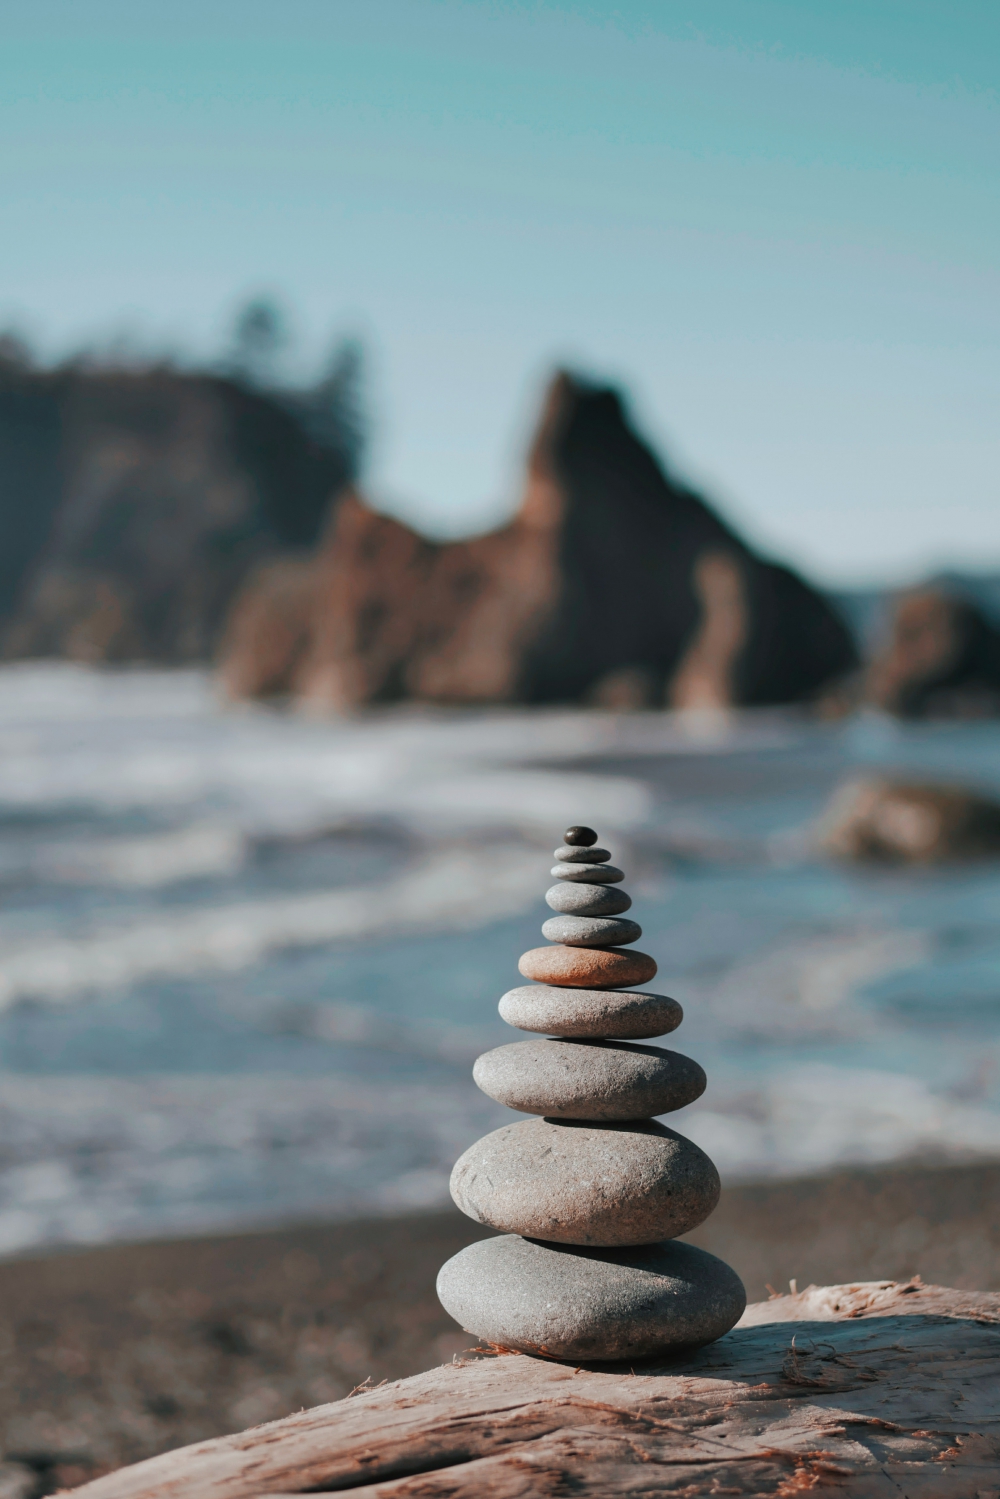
[437,826,745,1362]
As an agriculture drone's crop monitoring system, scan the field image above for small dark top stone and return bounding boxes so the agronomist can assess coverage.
[564,826,598,846]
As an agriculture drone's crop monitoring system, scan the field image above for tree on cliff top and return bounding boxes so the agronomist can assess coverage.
[224,297,365,481]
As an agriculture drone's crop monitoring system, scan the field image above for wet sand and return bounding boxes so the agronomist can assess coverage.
[2,1158,998,1494]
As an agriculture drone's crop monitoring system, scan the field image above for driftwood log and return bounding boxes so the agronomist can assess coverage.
[74,1280,1000,1498]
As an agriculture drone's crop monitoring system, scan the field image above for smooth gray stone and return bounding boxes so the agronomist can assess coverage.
[450,1117,719,1246]
[551,862,624,884]
[437,1234,746,1361]
[499,985,682,1039]
[473,1038,706,1119]
[540,914,641,948]
[545,882,632,917]
[553,844,611,864]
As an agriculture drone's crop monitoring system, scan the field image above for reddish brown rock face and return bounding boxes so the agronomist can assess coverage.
[219,373,857,708]
[221,471,562,708]
[309,490,561,710]
[220,557,316,701]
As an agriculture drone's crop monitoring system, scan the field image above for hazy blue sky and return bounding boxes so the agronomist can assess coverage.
[3,1,997,585]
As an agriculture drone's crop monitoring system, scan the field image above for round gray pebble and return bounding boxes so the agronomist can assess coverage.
[545,882,632,917]
[551,861,624,884]
[540,914,641,947]
[437,1235,746,1361]
[450,1117,719,1246]
[473,1038,706,1119]
[553,844,611,864]
[499,985,683,1039]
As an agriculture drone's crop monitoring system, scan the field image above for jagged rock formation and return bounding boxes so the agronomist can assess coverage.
[0,350,354,662]
[865,588,1000,717]
[436,826,745,1362]
[1,353,858,699]
[220,373,857,708]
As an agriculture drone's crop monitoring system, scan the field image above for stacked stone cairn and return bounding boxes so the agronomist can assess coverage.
[437,826,746,1362]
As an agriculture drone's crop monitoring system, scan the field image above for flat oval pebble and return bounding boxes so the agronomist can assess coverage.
[519,944,656,989]
[499,985,682,1039]
[553,844,611,864]
[540,914,641,948]
[545,882,632,917]
[450,1117,719,1245]
[437,1235,746,1361]
[473,1038,706,1119]
[551,862,624,884]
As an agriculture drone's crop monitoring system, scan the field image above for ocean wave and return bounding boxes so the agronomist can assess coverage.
[682,1064,1000,1178]
[0,664,806,839]
[0,1073,507,1255]
[0,845,543,1009]
[0,1064,997,1256]
[0,664,998,1252]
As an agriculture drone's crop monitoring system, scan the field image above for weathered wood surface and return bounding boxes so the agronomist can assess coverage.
[73,1280,1000,1498]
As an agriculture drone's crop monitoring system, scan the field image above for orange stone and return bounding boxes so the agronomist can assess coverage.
[517,945,657,989]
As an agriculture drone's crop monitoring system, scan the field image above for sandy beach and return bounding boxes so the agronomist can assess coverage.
[1,1157,997,1493]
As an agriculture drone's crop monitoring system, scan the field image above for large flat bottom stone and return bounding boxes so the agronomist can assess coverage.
[437,1234,746,1361]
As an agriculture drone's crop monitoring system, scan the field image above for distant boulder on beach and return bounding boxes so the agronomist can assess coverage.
[820,777,1000,864]
[221,372,857,709]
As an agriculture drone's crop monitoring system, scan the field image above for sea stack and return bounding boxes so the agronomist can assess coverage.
[437,826,745,1362]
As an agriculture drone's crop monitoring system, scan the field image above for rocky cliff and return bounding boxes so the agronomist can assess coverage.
[0,355,859,706]
[865,588,1000,717]
[220,373,858,708]
[0,350,354,663]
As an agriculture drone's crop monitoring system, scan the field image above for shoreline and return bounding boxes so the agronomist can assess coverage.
[2,1157,998,1492]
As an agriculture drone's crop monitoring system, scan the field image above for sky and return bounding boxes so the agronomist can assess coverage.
[2,0,998,587]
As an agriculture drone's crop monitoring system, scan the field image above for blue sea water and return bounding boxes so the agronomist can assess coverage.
[0,663,998,1254]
